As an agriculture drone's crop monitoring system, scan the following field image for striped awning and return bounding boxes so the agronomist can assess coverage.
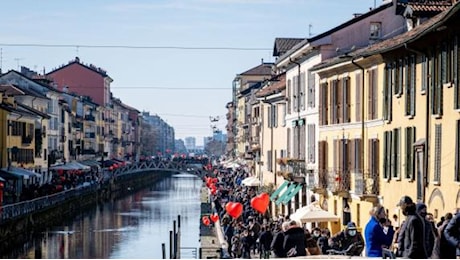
[270,180,289,201]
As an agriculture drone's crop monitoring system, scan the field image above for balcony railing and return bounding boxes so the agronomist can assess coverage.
[84,115,95,121]
[326,169,351,195]
[21,135,33,144]
[354,170,379,197]
[84,132,96,139]
[364,170,379,196]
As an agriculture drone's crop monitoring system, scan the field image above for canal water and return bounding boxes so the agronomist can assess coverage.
[2,173,202,259]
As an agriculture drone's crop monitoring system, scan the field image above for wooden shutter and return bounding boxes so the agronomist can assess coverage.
[355,73,362,122]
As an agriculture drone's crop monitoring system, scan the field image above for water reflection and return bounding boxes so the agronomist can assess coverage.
[4,174,201,259]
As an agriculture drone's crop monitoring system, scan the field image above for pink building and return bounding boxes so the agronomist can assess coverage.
[46,57,113,106]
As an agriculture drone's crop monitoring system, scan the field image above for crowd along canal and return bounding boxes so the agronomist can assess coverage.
[1,173,202,259]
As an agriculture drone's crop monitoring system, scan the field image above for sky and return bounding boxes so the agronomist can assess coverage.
[0,0,379,145]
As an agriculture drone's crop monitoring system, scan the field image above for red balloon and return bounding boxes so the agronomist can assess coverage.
[225,202,243,219]
[210,187,217,195]
[212,178,218,183]
[251,192,270,214]
[210,213,219,223]
[202,216,211,226]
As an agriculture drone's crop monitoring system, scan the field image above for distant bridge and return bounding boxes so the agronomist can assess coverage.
[111,158,209,179]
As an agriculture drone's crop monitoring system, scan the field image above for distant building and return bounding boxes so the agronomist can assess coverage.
[184,137,196,150]
[142,111,175,155]
[174,139,187,154]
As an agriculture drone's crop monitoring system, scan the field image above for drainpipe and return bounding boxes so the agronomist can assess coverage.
[350,58,365,194]
[404,43,428,202]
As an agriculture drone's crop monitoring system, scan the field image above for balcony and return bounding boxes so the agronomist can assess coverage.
[21,135,33,145]
[72,122,83,130]
[328,169,351,197]
[84,115,95,122]
[84,132,96,139]
[312,169,328,194]
[354,170,380,203]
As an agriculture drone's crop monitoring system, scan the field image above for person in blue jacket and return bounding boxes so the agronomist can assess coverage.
[364,205,395,257]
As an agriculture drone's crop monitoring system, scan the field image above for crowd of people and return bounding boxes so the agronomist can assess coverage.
[205,164,460,259]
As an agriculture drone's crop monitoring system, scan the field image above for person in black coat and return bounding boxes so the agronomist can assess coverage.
[397,195,427,259]
[270,222,288,258]
[444,211,460,259]
[258,225,273,259]
[283,220,307,257]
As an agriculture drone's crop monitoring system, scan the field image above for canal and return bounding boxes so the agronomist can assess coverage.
[1,173,202,259]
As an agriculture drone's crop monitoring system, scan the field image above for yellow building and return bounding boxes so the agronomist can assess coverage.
[311,2,460,232]
[0,93,11,169]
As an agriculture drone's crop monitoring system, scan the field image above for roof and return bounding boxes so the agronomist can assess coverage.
[273,38,305,57]
[17,103,51,119]
[0,70,63,94]
[256,73,286,98]
[0,83,49,99]
[46,57,111,79]
[277,1,393,64]
[113,98,141,113]
[400,0,453,15]
[311,1,460,71]
[239,63,273,76]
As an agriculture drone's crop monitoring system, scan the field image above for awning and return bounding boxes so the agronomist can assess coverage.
[51,162,91,171]
[280,184,303,205]
[275,183,298,205]
[270,180,289,201]
[1,167,41,180]
[80,160,101,168]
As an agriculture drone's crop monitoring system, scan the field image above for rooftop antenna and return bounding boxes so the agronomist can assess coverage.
[14,58,23,71]
[0,48,2,74]
[309,24,313,37]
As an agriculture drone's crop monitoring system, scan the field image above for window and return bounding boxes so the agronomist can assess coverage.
[293,75,299,112]
[353,139,362,173]
[370,22,382,40]
[383,131,392,180]
[331,79,339,124]
[267,150,272,172]
[287,79,292,114]
[383,64,393,121]
[307,124,316,163]
[368,69,378,120]
[368,138,380,191]
[308,71,315,108]
[355,72,362,122]
[421,54,428,94]
[300,72,306,111]
[434,124,442,183]
[392,128,401,180]
[433,46,444,116]
[405,55,416,117]
[342,77,351,123]
[319,82,328,125]
[405,127,416,180]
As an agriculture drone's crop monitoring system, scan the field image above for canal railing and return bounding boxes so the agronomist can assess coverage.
[0,183,98,224]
